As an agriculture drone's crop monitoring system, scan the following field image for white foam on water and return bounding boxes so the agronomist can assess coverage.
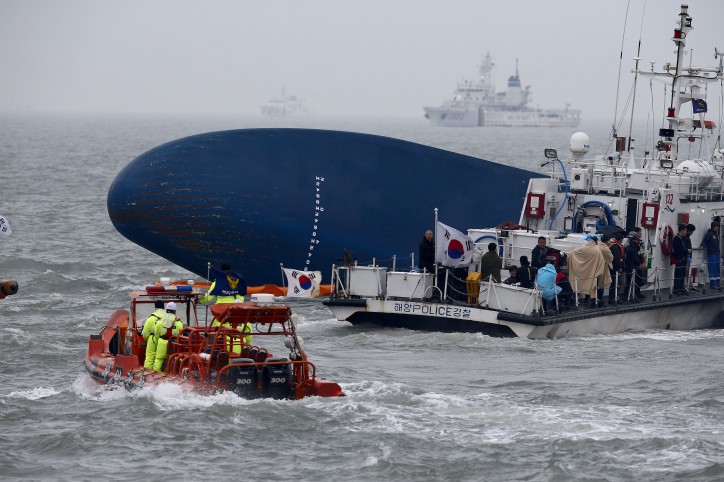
[132,382,250,410]
[6,386,61,400]
[580,328,724,343]
[3,326,33,343]
[71,373,128,401]
[71,373,251,408]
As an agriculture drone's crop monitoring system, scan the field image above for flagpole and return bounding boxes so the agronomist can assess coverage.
[280,263,287,300]
[434,207,439,295]
[204,262,211,326]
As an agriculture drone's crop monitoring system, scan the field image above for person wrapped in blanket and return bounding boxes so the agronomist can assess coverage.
[536,262,562,311]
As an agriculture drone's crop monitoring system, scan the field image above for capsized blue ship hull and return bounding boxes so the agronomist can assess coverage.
[107,128,540,284]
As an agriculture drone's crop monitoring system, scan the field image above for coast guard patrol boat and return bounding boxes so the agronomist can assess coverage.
[423,53,581,127]
[327,5,724,339]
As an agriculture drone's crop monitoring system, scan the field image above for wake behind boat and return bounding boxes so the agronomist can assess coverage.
[326,5,724,339]
[84,282,343,399]
[423,53,581,128]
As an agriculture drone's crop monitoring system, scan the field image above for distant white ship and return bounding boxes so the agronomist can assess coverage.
[424,53,581,127]
[260,89,309,117]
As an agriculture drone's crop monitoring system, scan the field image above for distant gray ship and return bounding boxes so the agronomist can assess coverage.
[424,53,581,127]
[260,88,309,117]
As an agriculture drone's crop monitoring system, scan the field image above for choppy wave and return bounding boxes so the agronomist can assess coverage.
[1,114,724,481]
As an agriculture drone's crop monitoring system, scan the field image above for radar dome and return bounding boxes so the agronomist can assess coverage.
[570,132,591,155]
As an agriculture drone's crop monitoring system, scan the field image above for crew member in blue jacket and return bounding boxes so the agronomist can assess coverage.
[700,221,720,288]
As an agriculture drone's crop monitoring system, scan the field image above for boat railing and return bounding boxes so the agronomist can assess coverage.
[331,248,716,313]
[165,350,317,385]
[163,323,316,384]
[538,261,714,312]
[480,278,542,316]
[562,158,724,200]
[329,264,388,299]
[330,265,349,298]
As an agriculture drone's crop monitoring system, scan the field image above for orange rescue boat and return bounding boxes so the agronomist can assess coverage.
[84,284,344,399]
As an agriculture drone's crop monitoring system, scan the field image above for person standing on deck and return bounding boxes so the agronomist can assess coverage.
[202,264,250,354]
[685,224,696,290]
[531,236,565,269]
[418,230,435,274]
[480,243,502,282]
[567,236,605,306]
[142,300,165,369]
[213,299,253,354]
[201,263,245,305]
[672,224,689,295]
[608,233,625,304]
[700,221,720,288]
[624,226,646,298]
[623,235,644,302]
[596,234,613,305]
[152,302,184,371]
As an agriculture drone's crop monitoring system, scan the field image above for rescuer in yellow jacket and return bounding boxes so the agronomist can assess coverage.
[212,300,253,353]
[151,302,184,371]
[200,264,246,304]
[142,300,166,369]
[201,264,249,352]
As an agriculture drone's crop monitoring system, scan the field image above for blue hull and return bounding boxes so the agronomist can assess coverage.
[107,128,540,284]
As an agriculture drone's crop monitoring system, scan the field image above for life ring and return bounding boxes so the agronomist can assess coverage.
[660,224,673,256]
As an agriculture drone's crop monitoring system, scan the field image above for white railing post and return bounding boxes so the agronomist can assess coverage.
[614,271,620,303]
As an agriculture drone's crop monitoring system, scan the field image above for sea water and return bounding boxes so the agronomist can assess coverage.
[1,113,723,481]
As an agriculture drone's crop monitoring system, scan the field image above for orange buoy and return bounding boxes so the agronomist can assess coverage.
[0,280,18,299]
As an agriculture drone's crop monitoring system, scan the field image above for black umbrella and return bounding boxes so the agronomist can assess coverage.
[596,225,627,238]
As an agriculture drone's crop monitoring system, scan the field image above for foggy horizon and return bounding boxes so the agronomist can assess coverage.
[2,0,722,122]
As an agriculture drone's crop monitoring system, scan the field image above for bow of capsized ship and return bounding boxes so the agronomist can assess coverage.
[107,128,539,284]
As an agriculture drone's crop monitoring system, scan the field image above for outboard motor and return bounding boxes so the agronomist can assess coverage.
[227,358,259,399]
[261,357,292,399]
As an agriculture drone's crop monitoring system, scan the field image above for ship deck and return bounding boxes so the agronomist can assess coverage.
[498,288,724,327]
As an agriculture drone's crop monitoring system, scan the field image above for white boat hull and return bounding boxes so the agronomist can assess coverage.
[423,106,581,128]
[423,106,480,127]
[325,295,724,339]
[482,109,581,128]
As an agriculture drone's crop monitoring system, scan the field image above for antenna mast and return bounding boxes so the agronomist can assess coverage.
[612,0,633,140]
[627,0,648,153]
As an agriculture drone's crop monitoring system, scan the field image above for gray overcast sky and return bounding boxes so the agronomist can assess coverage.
[1,0,722,119]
